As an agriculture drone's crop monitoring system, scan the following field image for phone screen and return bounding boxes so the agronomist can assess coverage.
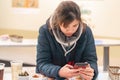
[74,62,88,69]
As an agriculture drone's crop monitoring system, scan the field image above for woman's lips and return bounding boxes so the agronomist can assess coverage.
[65,33,73,36]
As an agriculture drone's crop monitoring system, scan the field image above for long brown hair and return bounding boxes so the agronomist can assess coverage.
[52,1,82,28]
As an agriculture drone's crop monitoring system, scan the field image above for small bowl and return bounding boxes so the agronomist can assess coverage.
[18,76,29,80]
[31,74,48,80]
[9,35,23,42]
[30,77,47,80]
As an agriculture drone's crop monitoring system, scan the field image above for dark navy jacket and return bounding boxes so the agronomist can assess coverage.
[36,23,98,80]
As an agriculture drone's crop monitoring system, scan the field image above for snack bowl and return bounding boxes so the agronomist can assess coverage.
[31,74,47,80]
[18,76,29,80]
[9,34,23,42]
[108,66,120,80]
[18,71,29,80]
[30,77,47,80]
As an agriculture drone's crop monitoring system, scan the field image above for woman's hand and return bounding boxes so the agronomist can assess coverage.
[58,64,82,78]
[58,64,94,80]
[78,64,94,80]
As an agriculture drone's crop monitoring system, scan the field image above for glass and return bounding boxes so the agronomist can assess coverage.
[10,60,23,80]
[0,63,5,80]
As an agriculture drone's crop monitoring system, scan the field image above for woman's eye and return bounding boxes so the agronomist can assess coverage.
[73,25,78,28]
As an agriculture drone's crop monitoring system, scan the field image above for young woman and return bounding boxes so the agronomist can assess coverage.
[36,1,98,80]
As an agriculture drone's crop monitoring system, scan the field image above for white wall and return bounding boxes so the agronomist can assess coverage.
[0,0,120,38]
[0,0,60,31]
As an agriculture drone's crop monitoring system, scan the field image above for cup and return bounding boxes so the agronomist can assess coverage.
[10,60,23,80]
[0,63,5,80]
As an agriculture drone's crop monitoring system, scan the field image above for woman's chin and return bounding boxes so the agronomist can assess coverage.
[65,34,72,37]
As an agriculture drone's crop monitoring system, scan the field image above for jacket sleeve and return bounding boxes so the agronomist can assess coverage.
[82,27,98,80]
[36,25,62,79]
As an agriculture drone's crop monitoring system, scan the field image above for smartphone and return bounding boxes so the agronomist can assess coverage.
[74,62,88,69]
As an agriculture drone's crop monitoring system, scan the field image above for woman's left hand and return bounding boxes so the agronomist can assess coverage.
[78,64,94,80]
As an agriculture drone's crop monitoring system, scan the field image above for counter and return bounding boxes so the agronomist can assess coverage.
[3,67,111,80]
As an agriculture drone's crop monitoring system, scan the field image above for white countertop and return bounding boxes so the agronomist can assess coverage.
[95,39,120,46]
[1,38,120,47]
[4,67,36,80]
[3,67,111,80]
[0,39,37,47]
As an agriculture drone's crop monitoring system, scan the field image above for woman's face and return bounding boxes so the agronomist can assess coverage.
[59,19,79,37]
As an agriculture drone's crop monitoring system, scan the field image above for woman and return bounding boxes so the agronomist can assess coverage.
[36,1,98,80]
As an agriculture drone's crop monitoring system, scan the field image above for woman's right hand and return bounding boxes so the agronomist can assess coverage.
[58,64,81,78]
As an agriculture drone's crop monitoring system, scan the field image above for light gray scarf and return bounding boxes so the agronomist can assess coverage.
[50,16,83,56]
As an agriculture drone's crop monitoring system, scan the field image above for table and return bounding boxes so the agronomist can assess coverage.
[4,67,36,80]
[0,39,37,47]
[95,39,120,71]
[0,39,37,65]
[3,67,110,80]
[1,38,120,71]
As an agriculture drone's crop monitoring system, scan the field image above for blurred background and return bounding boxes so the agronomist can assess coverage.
[0,0,120,67]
